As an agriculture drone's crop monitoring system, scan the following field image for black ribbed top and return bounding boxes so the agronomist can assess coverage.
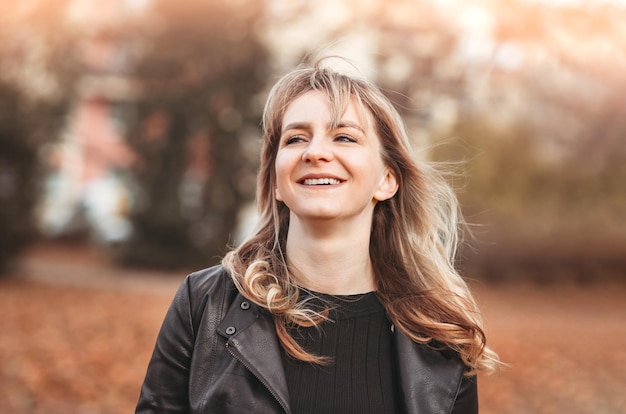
[281,290,398,414]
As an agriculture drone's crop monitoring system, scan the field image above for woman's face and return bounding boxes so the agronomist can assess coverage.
[274,91,397,224]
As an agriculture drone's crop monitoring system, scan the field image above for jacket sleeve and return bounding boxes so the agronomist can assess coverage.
[136,276,196,413]
[451,373,478,414]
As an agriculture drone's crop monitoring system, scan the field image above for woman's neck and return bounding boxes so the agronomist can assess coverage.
[285,217,375,295]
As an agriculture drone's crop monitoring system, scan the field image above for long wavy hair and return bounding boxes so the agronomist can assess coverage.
[222,59,500,374]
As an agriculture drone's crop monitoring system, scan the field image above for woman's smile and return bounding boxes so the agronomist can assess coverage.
[298,174,345,186]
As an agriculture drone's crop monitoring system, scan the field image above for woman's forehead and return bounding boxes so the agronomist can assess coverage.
[281,90,373,130]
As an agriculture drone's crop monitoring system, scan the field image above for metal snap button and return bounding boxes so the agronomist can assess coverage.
[225,326,236,335]
[240,301,250,310]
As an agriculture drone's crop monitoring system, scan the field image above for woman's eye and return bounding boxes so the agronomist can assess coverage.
[336,134,357,143]
[285,135,305,145]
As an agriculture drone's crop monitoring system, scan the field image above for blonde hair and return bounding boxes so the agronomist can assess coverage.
[223,59,500,374]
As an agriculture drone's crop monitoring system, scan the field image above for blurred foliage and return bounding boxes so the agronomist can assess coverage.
[116,0,270,268]
[0,84,71,273]
[431,113,626,282]
[435,120,626,219]
[0,1,75,274]
[0,83,38,272]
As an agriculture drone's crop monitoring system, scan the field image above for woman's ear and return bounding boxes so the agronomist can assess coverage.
[374,168,398,201]
[275,187,283,201]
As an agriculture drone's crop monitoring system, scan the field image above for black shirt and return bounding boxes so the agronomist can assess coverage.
[281,290,398,414]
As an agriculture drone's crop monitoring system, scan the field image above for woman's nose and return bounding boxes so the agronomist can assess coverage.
[302,136,333,163]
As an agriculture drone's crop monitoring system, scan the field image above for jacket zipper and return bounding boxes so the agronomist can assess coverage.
[226,342,290,413]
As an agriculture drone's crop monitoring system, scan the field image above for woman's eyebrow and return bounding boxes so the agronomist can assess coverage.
[281,122,311,134]
[281,121,365,134]
[336,121,365,134]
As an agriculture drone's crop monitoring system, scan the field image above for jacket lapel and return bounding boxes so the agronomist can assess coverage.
[394,330,467,414]
[217,293,291,413]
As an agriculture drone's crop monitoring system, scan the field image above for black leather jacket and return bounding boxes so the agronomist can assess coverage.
[136,265,478,413]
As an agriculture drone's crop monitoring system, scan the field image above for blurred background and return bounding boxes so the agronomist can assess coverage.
[0,0,624,413]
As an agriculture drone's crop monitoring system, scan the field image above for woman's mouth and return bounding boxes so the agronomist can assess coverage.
[301,178,342,185]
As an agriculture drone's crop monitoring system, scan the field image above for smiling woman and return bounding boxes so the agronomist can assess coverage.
[274,91,397,243]
[136,58,501,414]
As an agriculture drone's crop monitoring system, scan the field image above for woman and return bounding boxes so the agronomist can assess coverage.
[136,59,500,413]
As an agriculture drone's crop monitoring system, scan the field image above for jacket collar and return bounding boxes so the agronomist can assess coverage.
[218,293,466,414]
[217,293,291,413]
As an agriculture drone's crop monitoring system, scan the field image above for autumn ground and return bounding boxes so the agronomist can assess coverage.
[1,243,625,414]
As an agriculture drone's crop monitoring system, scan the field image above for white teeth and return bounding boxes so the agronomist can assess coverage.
[303,178,341,185]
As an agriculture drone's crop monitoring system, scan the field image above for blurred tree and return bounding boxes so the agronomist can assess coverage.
[0,0,75,273]
[0,82,67,272]
[430,114,626,283]
[117,0,270,268]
